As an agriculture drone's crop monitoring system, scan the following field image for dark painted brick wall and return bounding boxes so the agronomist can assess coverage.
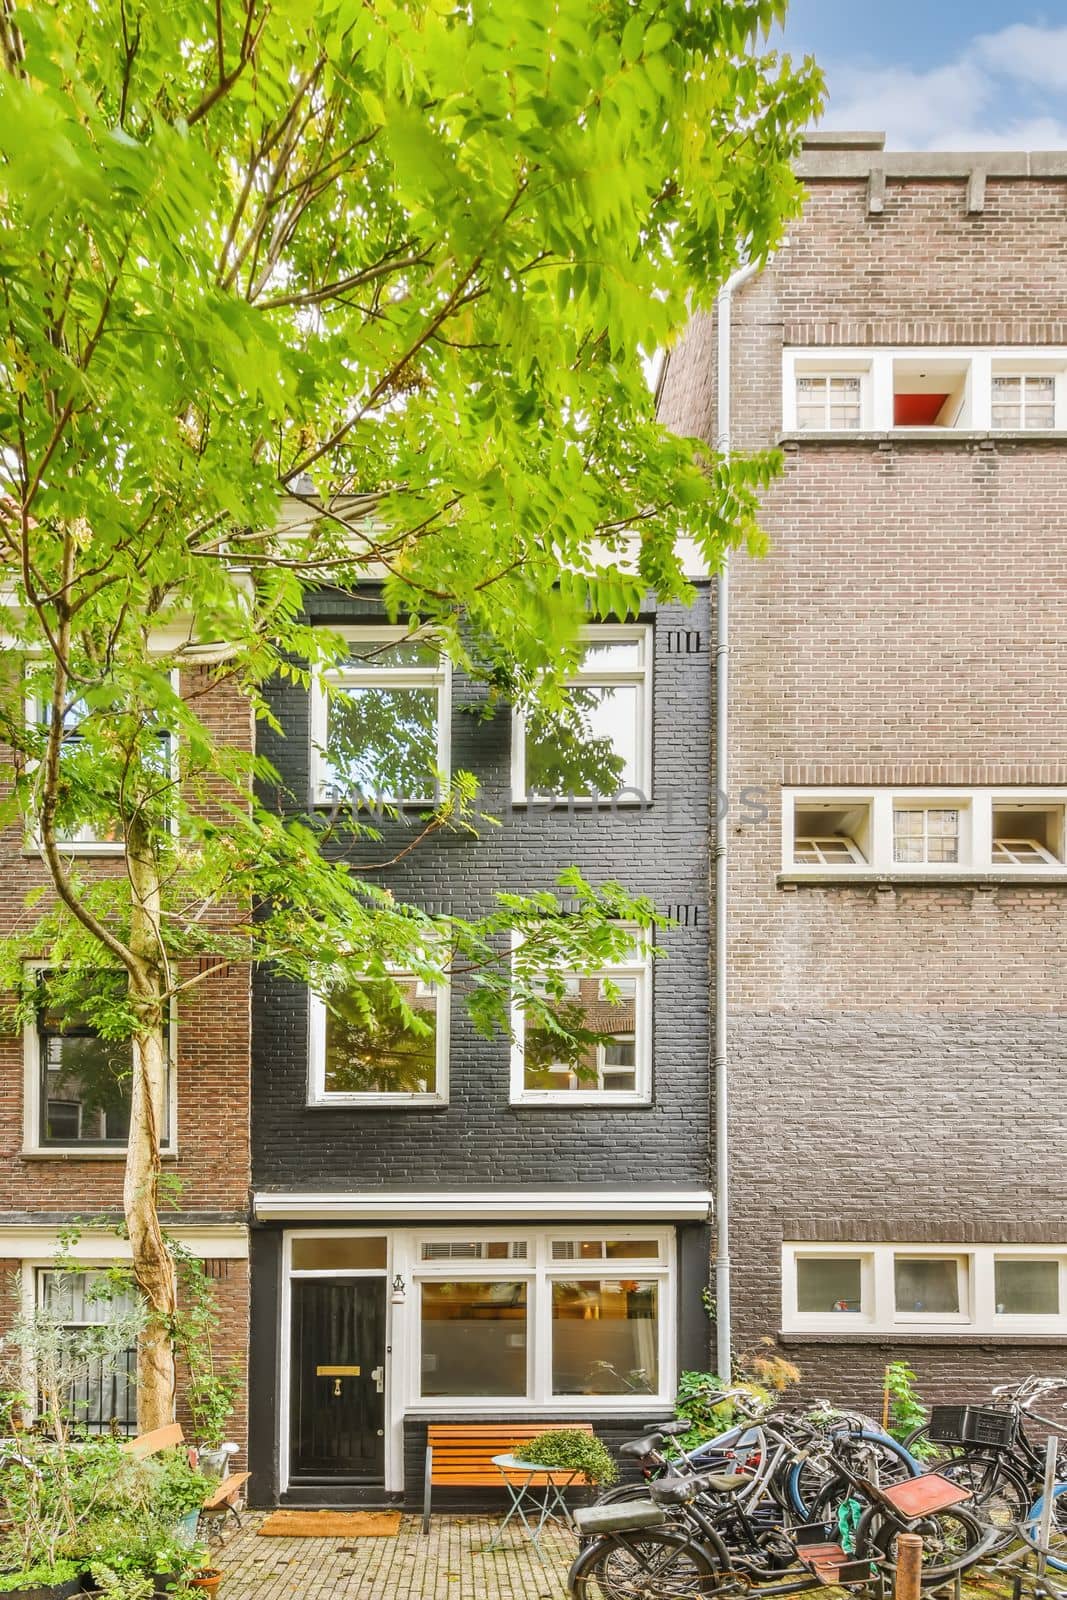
[251,591,712,1192]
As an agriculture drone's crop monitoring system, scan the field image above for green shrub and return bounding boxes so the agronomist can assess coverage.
[0,1560,80,1593]
[884,1361,929,1446]
[520,1430,618,1485]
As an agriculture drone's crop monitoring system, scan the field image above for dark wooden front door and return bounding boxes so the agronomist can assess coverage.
[289,1278,387,1483]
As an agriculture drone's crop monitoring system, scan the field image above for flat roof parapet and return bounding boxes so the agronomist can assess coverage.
[797,145,1067,181]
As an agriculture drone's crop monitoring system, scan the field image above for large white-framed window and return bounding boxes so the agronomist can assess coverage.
[510,930,652,1105]
[782,348,1067,434]
[24,680,179,857]
[310,627,450,807]
[782,788,1067,876]
[23,968,177,1157]
[307,969,450,1106]
[511,624,652,805]
[412,1227,673,1407]
[783,1243,1067,1335]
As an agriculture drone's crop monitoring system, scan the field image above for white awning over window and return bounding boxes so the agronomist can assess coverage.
[254,1188,712,1223]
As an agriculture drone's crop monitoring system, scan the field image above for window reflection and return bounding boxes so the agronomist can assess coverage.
[551,1280,658,1395]
[420,1282,527,1396]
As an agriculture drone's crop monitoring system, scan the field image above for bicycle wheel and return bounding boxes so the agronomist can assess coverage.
[569,1529,724,1599]
[789,1432,920,1519]
[1021,1483,1067,1573]
[857,1504,991,1587]
[937,1452,1030,1552]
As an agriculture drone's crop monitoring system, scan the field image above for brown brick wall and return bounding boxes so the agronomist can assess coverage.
[0,668,252,1446]
[660,171,1067,1401]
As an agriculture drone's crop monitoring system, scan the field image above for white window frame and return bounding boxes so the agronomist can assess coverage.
[990,361,1067,430]
[509,929,653,1105]
[34,1265,140,1434]
[782,788,1067,876]
[23,672,181,857]
[511,623,652,805]
[278,1224,675,1497]
[785,359,874,431]
[411,1226,674,1411]
[782,347,1067,434]
[307,970,450,1107]
[783,1243,1067,1335]
[23,965,178,1158]
[310,626,451,807]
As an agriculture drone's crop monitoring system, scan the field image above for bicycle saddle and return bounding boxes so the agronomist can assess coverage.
[657,1420,694,1438]
[619,1432,665,1458]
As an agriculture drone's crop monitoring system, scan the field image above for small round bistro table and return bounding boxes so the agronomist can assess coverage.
[487,1452,582,1560]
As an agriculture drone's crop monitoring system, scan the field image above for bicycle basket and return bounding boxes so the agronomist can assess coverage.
[927,1405,1014,1448]
[927,1407,968,1443]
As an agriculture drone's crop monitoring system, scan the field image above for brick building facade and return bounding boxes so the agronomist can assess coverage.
[247,589,714,1505]
[658,135,1067,1411]
[0,669,251,1454]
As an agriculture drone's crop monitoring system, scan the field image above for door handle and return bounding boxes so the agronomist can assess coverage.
[371,1365,385,1394]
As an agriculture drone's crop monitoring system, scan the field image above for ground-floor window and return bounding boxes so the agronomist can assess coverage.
[782,1242,1067,1336]
[36,1268,139,1434]
[413,1229,671,1405]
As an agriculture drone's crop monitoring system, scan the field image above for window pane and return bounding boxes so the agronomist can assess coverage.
[552,1240,659,1261]
[797,1257,863,1314]
[995,1258,1059,1316]
[343,640,440,670]
[420,1282,527,1396]
[323,685,440,801]
[322,978,437,1095]
[525,684,640,799]
[421,1241,527,1260]
[37,1271,138,1436]
[580,640,643,671]
[894,1258,961,1314]
[551,1280,658,1395]
[42,1034,133,1146]
[291,1236,387,1271]
[524,972,639,1094]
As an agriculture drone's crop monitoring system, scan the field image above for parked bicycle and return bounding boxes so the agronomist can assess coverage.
[905,1374,1067,1553]
[570,1427,994,1600]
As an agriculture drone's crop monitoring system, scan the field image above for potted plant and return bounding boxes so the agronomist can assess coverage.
[0,1562,82,1600]
[518,1429,618,1486]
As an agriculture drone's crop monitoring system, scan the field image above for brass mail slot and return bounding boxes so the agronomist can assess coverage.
[316,1364,361,1377]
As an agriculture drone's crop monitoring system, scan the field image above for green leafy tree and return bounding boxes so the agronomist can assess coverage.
[0,0,821,1430]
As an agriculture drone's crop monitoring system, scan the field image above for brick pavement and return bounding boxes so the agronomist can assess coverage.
[217,1512,573,1600]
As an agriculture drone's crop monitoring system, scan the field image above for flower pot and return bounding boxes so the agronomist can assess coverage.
[189,1570,222,1597]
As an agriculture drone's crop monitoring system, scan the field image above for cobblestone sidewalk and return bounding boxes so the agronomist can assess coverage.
[217,1511,574,1600]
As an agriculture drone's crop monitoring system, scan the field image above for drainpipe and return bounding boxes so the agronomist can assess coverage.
[713,257,759,1384]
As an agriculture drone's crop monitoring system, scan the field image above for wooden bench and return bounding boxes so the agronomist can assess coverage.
[121,1423,251,1529]
[422,1422,595,1533]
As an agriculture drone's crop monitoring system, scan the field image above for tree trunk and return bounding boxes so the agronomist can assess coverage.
[126,814,178,1432]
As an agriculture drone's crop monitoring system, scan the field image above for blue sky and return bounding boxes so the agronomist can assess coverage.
[776,2,1067,150]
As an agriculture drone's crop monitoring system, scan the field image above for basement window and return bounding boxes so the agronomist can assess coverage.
[792,801,870,867]
[992,803,1065,866]
[892,358,970,428]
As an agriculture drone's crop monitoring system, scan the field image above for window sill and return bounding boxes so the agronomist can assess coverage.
[22,843,126,858]
[405,1395,671,1413]
[510,1095,653,1109]
[780,429,1067,446]
[306,1097,448,1111]
[778,870,1067,889]
[779,1330,1067,1346]
[22,1148,179,1161]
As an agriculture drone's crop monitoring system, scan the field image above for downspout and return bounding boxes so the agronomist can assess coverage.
[713,258,760,1383]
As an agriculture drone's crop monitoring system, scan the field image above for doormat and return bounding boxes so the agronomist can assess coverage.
[257,1510,402,1537]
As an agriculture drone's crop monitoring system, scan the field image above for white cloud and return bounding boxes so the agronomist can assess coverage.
[971,24,1067,92]
[815,23,1067,151]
